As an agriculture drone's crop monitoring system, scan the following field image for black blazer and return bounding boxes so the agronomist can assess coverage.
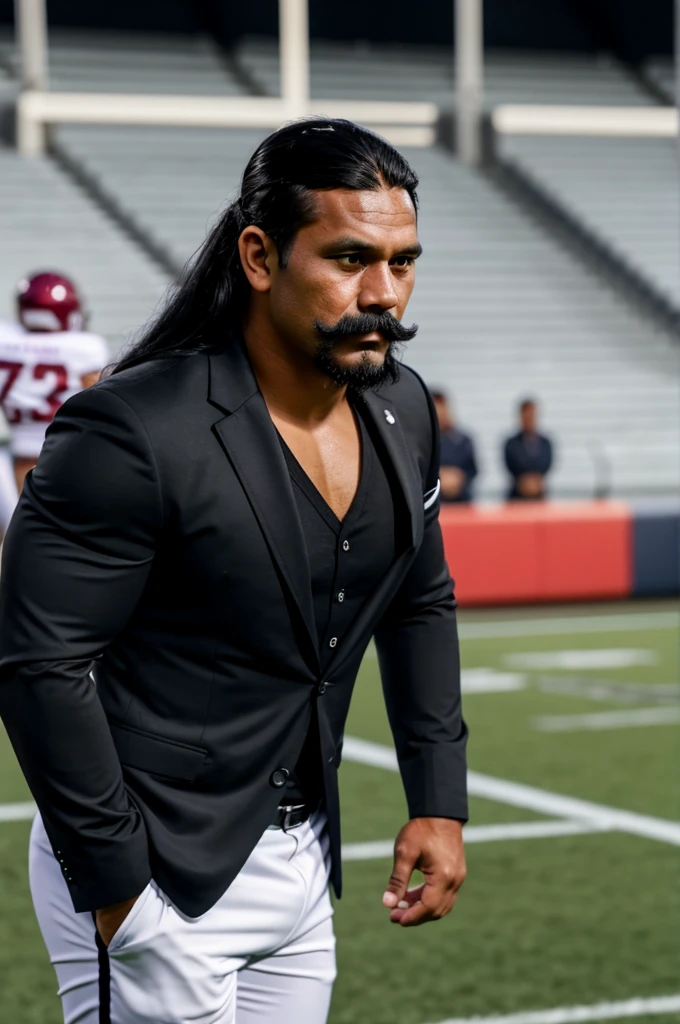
[0,339,468,917]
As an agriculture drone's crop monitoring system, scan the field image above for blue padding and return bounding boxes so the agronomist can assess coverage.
[632,502,680,596]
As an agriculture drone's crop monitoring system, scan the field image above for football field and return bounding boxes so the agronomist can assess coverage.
[0,601,678,1024]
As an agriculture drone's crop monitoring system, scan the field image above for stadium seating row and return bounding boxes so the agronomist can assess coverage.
[441,499,680,605]
[500,134,679,310]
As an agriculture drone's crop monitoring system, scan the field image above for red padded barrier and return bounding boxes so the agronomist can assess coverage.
[439,501,632,607]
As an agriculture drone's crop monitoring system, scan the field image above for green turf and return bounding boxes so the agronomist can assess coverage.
[0,822,60,1023]
[0,603,678,1023]
[460,626,680,819]
[333,833,679,1024]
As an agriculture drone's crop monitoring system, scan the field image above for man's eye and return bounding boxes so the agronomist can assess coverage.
[337,254,363,266]
[391,256,415,268]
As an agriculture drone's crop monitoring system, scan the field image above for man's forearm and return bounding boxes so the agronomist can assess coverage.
[375,604,468,821]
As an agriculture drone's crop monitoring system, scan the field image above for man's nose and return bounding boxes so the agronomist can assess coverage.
[357,262,398,314]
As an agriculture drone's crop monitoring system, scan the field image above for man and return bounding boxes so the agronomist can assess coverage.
[0,119,467,1024]
[0,271,107,497]
[430,389,478,503]
[504,397,553,500]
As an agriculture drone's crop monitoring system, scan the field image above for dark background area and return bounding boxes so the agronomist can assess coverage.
[0,0,673,61]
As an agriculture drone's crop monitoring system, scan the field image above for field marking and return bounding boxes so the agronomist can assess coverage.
[0,802,614,852]
[342,820,612,861]
[504,649,658,670]
[534,707,680,732]
[457,611,679,641]
[424,993,680,1024]
[461,668,527,693]
[342,736,680,847]
[0,801,36,822]
[538,677,680,706]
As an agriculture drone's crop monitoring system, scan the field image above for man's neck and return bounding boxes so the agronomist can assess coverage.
[243,309,348,427]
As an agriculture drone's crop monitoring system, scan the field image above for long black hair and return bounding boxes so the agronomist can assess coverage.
[113,118,419,374]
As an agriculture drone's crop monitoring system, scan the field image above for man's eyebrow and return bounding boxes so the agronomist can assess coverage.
[322,237,423,258]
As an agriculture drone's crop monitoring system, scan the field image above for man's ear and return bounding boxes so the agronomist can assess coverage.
[238,226,277,294]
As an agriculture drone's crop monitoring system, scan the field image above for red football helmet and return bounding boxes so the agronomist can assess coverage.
[16,271,85,332]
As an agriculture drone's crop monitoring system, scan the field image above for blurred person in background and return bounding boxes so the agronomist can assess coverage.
[0,272,107,532]
[0,119,467,1024]
[504,397,553,501]
[430,388,478,503]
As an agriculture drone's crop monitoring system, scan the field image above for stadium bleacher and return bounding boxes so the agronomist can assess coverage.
[0,143,168,347]
[0,28,245,95]
[644,57,674,103]
[499,135,680,313]
[0,30,677,499]
[235,37,655,107]
[1,28,657,106]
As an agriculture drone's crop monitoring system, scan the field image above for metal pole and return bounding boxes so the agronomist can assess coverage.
[455,0,483,165]
[14,0,49,91]
[15,0,49,154]
[279,0,309,119]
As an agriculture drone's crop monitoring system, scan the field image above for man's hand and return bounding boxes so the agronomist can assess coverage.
[382,818,466,927]
[95,895,140,947]
[439,466,466,500]
[517,473,544,498]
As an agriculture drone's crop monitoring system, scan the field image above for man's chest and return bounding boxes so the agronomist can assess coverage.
[269,413,361,522]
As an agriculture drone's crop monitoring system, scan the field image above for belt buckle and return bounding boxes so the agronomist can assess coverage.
[279,803,305,831]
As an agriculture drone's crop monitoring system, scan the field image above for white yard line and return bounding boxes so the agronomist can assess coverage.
[503,649,658,670]
[534,707,680,732]
[0,801,608,852]
[342,819,611,861]
[363,613,678,657]
[5,727,680,850]
[423,994,680,1024]
[537,677,680,706]
[342,736,680,847]
[457,611,679,641]
[343,735,400,771]
[0,801,36,822]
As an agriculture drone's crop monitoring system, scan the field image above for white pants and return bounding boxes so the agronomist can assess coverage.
[0,444,18,534]
[29,812,336,1024]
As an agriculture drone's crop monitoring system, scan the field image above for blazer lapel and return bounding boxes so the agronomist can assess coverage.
[208,346,319,671]
[358,388,424,550]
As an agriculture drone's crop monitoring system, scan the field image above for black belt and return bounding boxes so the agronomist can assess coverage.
[270,802,313,830]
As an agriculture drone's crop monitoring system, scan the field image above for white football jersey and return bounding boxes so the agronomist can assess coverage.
[0,323,108,458]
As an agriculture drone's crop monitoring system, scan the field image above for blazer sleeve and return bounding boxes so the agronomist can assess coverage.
[0,384,162,912]
[374,385,468,823]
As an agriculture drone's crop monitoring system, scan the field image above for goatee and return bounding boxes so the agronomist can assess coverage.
[313,313,418,394]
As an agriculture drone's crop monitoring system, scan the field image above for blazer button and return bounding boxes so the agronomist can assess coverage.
[318,681,328,695]
[269,768,289,788]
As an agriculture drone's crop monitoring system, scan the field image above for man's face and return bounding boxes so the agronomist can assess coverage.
[434,396,453,432]
[521,403,537,433]
[263,186,421,387]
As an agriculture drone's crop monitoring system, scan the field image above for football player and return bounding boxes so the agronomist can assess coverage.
[0,272,108,527]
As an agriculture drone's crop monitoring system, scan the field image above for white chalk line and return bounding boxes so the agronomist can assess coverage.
[534,707,680,732]
[5,729,680,851]
[423,994,680,1024]
[537,677,680,706]
[0,799,609,856]
[504,649,659,670]
[362,612,678,657]
[457,611,679,641]
[0,799,607,863]
[0,801,612,856]
[342,736,680,847]
[0,800,36,822]
[342,819,612,861]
